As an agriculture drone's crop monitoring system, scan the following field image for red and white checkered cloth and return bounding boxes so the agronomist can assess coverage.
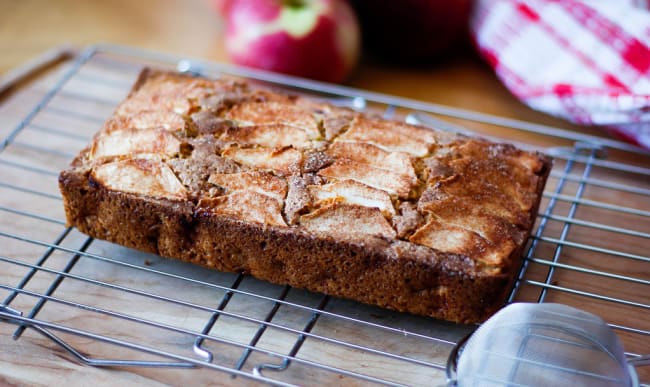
[470,0,650,149]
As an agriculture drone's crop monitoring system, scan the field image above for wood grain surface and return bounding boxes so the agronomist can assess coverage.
[1,1,648,386]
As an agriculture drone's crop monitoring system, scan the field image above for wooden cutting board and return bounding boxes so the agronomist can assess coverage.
[0,48,648,386]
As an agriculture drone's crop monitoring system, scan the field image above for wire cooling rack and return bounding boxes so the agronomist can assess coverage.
[0,45,648,386]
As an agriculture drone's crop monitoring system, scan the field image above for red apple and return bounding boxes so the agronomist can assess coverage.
[219,0,361,83]
[349,0,473,63]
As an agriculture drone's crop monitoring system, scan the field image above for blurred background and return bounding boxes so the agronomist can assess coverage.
[1,0,649,146]
[0,0,587,133]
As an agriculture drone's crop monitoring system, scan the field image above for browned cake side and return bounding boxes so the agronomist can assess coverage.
[59,69,551,323]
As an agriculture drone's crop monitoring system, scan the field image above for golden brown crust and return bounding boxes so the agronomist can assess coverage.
[58,68,551,323]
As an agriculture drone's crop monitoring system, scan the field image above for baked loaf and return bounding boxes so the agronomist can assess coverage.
[59,69,551,323]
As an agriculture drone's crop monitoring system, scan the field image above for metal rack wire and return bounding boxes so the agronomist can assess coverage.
[0,45,648,386]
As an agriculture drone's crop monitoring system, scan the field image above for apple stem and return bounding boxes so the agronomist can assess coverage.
[284,0,306,9]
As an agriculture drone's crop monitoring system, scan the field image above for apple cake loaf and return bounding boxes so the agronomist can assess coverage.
[59,69,551,323]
